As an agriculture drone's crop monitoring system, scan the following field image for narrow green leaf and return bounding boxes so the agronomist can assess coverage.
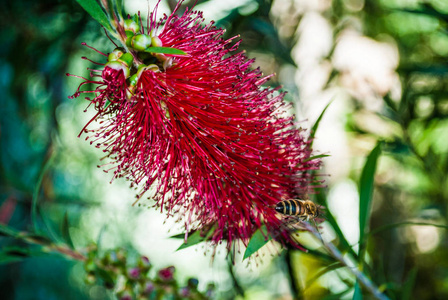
[75,0,114,33]
[176,227,215,251]
[0,224,19,238]
[115,0,123,20]
[304,154,330,162]
[401,268,417,300]
[353,282,363,300]
[61,212,75,249]
[359,142,382,255]
[306,262,344,286]
[304,248,336,263]
[132,13,139,24]
[170,233,186,239]
[309,100,332,147]
[32,151,56,231]
[144,47,187,55]
[40,206,61,243]
[243,225,272,260]
[0,255,25,264]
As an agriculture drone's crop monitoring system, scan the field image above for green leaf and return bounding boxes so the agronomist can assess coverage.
[32,151,56,231]
[0,223,19,238]
[358,142,382,255]
[170,233,186,239]
[115,0,124,20]
[243,225,272,260]
[144,47,187,55]
[61,212,75,249]
[0,254,26,264]
[309,100,332,147]
[75,0,114,33]
[401,267,417,300]
[0,247,32,264]
[176,227,215,251]
[132,13,139,24]
[353,282,363,300]
[304,154,330,162]
[306,262,344,286]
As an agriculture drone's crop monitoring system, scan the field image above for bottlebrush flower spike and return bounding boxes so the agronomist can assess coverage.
[69,1,322,250]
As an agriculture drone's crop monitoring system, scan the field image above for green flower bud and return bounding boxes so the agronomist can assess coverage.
[129,74,139,86]
[124,19,140,34]
[105,61,130,78]
[118,52,134,68]
[151,36,163,47]
[125,30,134,38]
[126,35,133,48]
[108,47,125,62]
[131,34,152,51]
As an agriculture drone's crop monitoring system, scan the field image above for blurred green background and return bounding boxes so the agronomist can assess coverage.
[1,0,448,299]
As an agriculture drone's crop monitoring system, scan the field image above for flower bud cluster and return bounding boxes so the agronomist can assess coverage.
[103,17,171,100]
[83,245,215,299]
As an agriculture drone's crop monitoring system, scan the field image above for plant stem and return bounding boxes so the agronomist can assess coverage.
[302,222,389,300]
[22,234,87,262]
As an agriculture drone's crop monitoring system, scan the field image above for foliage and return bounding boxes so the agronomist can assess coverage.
[1,0,448,299]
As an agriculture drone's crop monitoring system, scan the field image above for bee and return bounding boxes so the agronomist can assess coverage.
[275,199,319,221]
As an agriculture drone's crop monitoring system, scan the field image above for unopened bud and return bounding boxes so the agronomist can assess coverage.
[128,267,140,280]
[129,74,139,86]
[151,36,163,47]
[108,48,125,62]
[124,19,140,34]
[117,52,133,67]
[131,34,152,51]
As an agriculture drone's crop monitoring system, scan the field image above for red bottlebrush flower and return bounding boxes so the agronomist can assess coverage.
[69,1,322,250]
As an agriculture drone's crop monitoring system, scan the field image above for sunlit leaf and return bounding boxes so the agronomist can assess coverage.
[306,262,344,286]
[359,142,382,255]
[144,47,187,55]
[243,225,271,260]
[309,100,332,147]
[75,0,114,33]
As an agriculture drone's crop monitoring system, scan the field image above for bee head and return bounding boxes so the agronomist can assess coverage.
[306,202,319,218]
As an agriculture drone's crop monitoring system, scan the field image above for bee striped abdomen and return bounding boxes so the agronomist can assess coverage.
[275,199,303,216]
